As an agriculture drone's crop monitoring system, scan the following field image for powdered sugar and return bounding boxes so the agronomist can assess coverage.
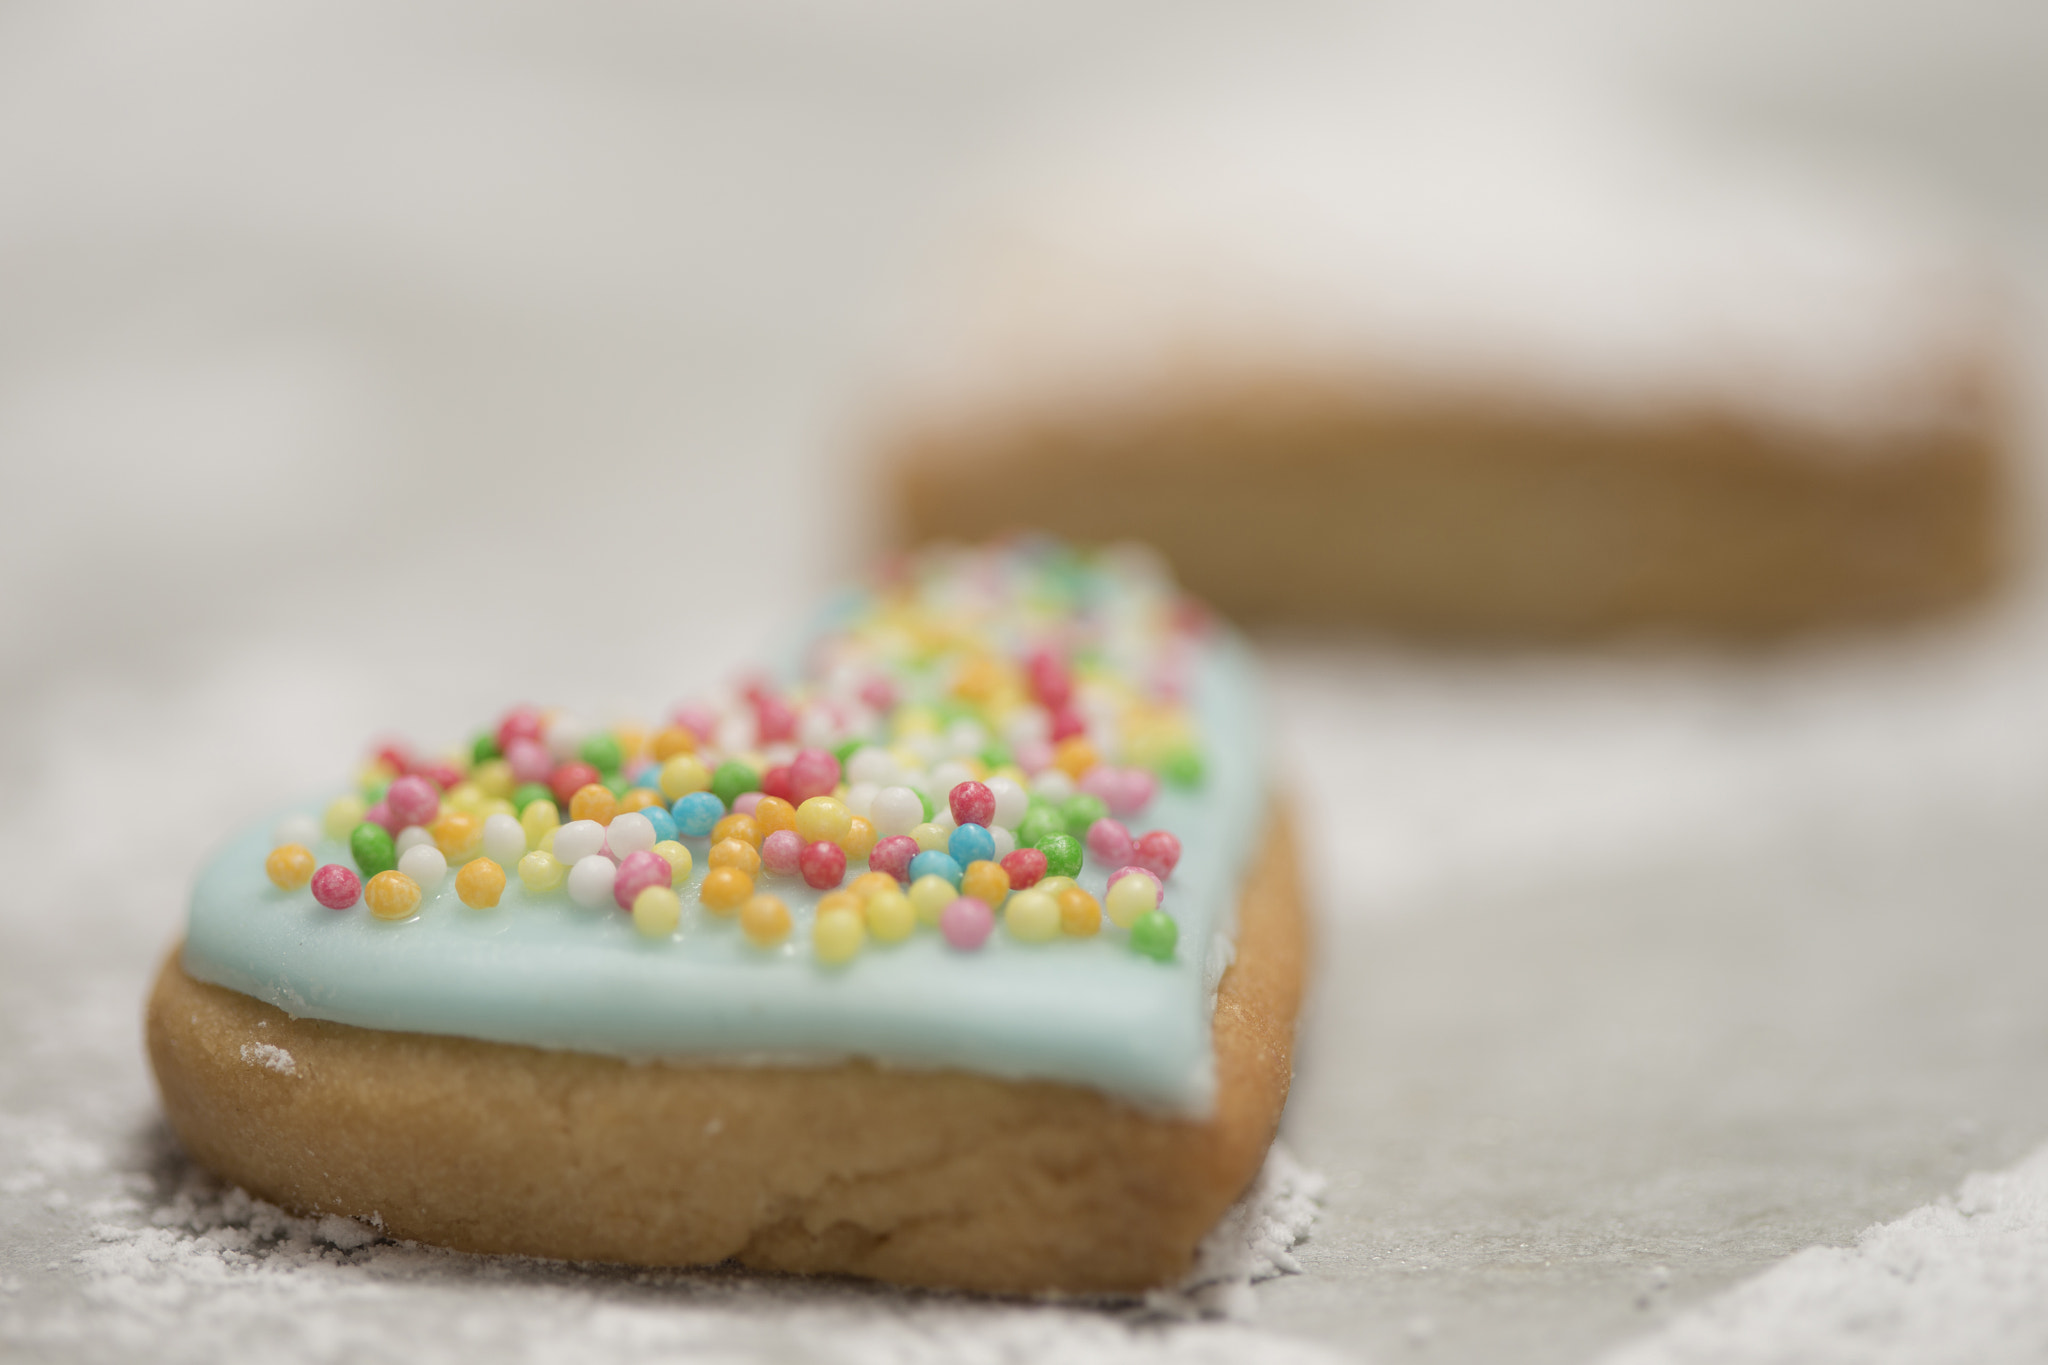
[1607,1143,2048,1365]
[4,1122,1331,1365]
[237,1043,296,1076]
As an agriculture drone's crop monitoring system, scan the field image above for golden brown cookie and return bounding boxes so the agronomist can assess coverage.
[147,812,1307,1295]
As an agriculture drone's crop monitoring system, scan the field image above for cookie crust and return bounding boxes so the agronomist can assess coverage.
[147,813,1307,1294]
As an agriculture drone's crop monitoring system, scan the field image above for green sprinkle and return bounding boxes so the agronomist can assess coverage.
[1162,747,1205,788]
[916,786,934,822]
[1130,910,1178,961]
[512,784,556,816]
[979,742,1012,771]
[1017,806,1065,850]
[1060,793,1108,840]
[360,777,390,804]
[580,733,623,773]
[834,738,864,768]
[1035,832,1082,879]
[603,774,631,797]
[349,822,396,879]
[471,733,501,765]
[711,760,761,809]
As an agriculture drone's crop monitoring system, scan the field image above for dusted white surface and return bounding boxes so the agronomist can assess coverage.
[7,0,2048,1361]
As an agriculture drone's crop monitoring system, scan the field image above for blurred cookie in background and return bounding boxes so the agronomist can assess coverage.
[870,75,2013,637]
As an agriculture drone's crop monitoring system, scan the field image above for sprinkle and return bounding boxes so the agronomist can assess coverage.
[659,755,712,800]
[788,748,842,804]
[482,813,526,866]
[520,799,561,851]
[1057,886,1102,936]
[948,780,996,828]
[1104,868,1161,928]
[349,823,396,878]
[1034,832,1082,880]
[760,828,804,876]
[865,888,916,942]
[517,849,566,893]
[632,886,681,938]
[712,813,763,848]
[566,855,618,910]
[364,870,423,920]
[741,893,791,947]
[553,819,606,865]
[839,816,878,861]
[869,786,924,837]
[385,775,440,829]
[908,850,963,887]
[812,907,865,964]
[642,805,679,844]
[265,844,315,891]
[612,850,672,910]
[1086,817,1135,867]
[430,812,483,863]
[456,858,506,909]
[398,843,448,891]
[549,761,600,806]
[652,840,693,885]
[998,848,1046,890]
[569,783,618,827]
[908,874,956,926]
[710,760,760,809]
[698,867,752,915]
[947,822,995,867]
[310,864,361,910]
[869,835,918,883]
[710,838,763,878]
[1136,830,1182,880]
[606,812,657,858]
[1003,889,1060,943]
[799,840,847,890]
[939,896,994,950]
[960,859,1010,907]
[1130,909,1178,961]
[672,791,724,838]
[753,796,798,838]
[794,797,852,847]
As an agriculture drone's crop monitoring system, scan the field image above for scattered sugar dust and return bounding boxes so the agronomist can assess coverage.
[2,1105,1337,1365]
[1606,1143,2048,1365]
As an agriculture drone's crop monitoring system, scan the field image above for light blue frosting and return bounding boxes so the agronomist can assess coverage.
[182,631,1265,1114]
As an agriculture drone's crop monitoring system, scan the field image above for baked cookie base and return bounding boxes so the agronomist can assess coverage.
[889,382,2006,636]
[146,815,1307,1295]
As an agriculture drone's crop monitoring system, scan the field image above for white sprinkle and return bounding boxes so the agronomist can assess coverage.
[238,1042,296,1076]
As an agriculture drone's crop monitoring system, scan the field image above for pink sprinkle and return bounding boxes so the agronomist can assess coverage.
[869,835,918,883]
[415,761,464,793]
[310,864,361,910]
[384,775,440,829]
[1025,649,1072,710]
[496,706,544,752]
[799,840,846,890]
[1013,741,1053,775]
[788,748,842,804]
[1086,818,1134,867]
[754,694,798,744]
[733,791,765,816]
[1136,830,1181,880]
[940,896,995,950]
[1112,769,1158,819]
[859,677,896,713]
[612,850,671,910]
[1048,706,1087,742]
[363,800,399,835]
[999,848,1047,889]
[506,738,552,784]
[670,704,717,744]
[949,780,995,828]
[761,829,804,876]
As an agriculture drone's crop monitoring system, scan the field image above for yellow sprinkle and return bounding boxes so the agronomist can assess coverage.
[795,797,852,847]
[812,908,865,964]
[741,893,791,947]
[456,858,506,909]
[517,850,567,893]
[265,844,315,891]
[960,859,1010,907]
[323,795,367,842]
[659,755,711,800]
[653,840,694,886]
[1005,888,1060,943]
[470,759,514,800]
[908,874,956,926]
[909,822,948,853]
[865,888,916,942]
[847,871,899,903]
[364,870,422,921]
[521,799,560,851]
[1057,886,1102,937]
[632,886,681,938]
[430,812,483,862]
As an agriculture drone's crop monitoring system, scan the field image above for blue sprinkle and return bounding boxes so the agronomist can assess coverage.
[948,822,995,867]
[908,850,964,887]
[672,791,724,838]
[642,805,679,844]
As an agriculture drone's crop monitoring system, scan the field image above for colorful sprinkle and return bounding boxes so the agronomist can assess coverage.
[566,855,618,910]
[350,822,396,878]
[812,907,865,964]
[699,866,752,915]
[517,850,566,893]
[456,858,506,909]
[1003,889,1060,943]
[741,893,791,947]
[265,844,315,891]
[311,864,361,910]
[948,822,995,867]
[865,888,916,942]
[939,896,995,950]
[959,859,1010,907]
[398,843,447,891]
[633,886,681,938]
[799,840,847,890]
[364,869,422,920]
[612,849,671,910]
[672,791,723,838]
[1131,909,1178,961]
[1035,832,1082,879]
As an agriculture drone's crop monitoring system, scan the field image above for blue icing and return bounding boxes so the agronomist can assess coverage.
[182,630,1265,1114]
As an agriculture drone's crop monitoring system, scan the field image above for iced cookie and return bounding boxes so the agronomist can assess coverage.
[147,542,1307,1294]
[873,82,2008,635]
